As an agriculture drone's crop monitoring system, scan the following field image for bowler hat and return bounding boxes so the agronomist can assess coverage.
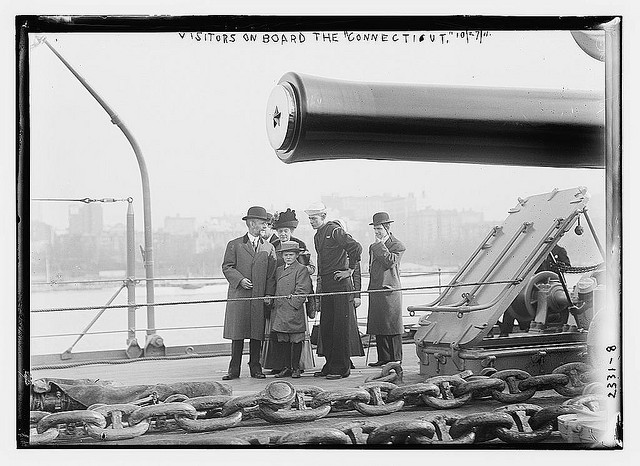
[369,212,394,225]
[304,201,327,216]
[278,240,301,253]
[273,208,299,229]
[242,206,270,221]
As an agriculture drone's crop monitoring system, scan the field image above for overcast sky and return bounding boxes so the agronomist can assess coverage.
[28,29,605,230]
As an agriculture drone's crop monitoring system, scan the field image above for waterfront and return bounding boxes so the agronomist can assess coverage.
[29,274,449,357]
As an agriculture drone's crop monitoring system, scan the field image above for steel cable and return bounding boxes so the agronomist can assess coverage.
[30,279,520,313]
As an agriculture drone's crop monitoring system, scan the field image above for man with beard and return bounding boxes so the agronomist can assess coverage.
[221,206,277,380]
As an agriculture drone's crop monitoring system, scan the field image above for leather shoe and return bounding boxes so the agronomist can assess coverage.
[326,373,349,380]
[313,371,326,378]
[275,368,292,378]
[291,369,301,378]
[251,372,266,379]
[368,361,387,367]
[222,374,239,380]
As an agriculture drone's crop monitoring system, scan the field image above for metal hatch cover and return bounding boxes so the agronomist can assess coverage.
[411,187,589,348]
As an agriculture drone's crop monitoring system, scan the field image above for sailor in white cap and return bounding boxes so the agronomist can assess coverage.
[306,202,362,380]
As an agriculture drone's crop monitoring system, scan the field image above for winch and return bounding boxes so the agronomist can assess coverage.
[409,187,604,377]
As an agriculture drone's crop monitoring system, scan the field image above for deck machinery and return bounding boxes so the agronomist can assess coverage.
[408,186,602,376]
[266,71,605,378]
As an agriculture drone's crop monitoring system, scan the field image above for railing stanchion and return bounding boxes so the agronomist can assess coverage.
[126,200,142,358]
[40,37,163,356]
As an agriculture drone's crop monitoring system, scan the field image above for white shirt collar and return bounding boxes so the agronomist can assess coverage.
[247,232,260,245]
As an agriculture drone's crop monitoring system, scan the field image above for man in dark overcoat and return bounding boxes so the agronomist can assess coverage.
[305,202,362,380]
[366,212,406,366]
[221,206,277,380]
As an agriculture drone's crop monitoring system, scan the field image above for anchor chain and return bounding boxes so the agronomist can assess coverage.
[29,362,606,445]
[553,262,604,274]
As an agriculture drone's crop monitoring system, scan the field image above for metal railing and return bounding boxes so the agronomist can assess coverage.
[29,272,457,348]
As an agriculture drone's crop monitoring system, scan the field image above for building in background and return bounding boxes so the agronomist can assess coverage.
[68,203,103,236]
[31,194,507,281]
[322,193,496,270]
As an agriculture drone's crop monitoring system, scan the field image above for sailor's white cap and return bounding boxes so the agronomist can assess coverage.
[304,202,327,216]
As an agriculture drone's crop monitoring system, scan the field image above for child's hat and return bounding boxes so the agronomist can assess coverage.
[278,240,301,253]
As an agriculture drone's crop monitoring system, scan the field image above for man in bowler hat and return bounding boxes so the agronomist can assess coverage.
[221,206,277,380]
[366,212,406,366]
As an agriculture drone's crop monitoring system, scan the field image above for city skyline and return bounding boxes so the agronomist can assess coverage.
[31,187,605,282]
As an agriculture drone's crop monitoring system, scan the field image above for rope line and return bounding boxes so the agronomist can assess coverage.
[31,312,424,339]
[30,279,519,314]
[31,271,456,286]
[31,197,132,204]
[31,352,221,371]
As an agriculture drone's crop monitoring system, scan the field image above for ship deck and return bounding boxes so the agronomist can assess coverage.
[30,343,572,446]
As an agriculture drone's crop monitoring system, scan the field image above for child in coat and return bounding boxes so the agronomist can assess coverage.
[271,241,313,378]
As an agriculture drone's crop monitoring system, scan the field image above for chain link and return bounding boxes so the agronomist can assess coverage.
[493,404,554,443]
[415,413,476,444]
[29,362,608,445]
[353,382,405,416]
[554,262,604,274]
[422,375,473,409]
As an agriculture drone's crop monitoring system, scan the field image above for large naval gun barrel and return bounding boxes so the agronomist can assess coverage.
[266,72,604,168]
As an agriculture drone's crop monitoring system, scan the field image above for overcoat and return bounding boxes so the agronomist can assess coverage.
[272,261,313,334]
[366,234,406,335]
[222,234,277,340]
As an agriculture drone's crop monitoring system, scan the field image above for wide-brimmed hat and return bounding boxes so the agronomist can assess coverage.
[277,240,301,253]
[242,206,270,221]
[273,208,299,229]
[304,201,327,216]
[369,212,394,225]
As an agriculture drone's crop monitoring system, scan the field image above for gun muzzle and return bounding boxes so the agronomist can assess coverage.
[266,72,604,168]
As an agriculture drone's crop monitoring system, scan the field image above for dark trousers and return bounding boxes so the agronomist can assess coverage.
[228,339,262,376]
[266,333,286,370]
[319,281,352,376]
[276,340,303,370]
[375,334,403,363]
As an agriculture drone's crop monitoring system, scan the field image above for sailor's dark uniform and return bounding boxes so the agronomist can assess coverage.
[314,221,362,377]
